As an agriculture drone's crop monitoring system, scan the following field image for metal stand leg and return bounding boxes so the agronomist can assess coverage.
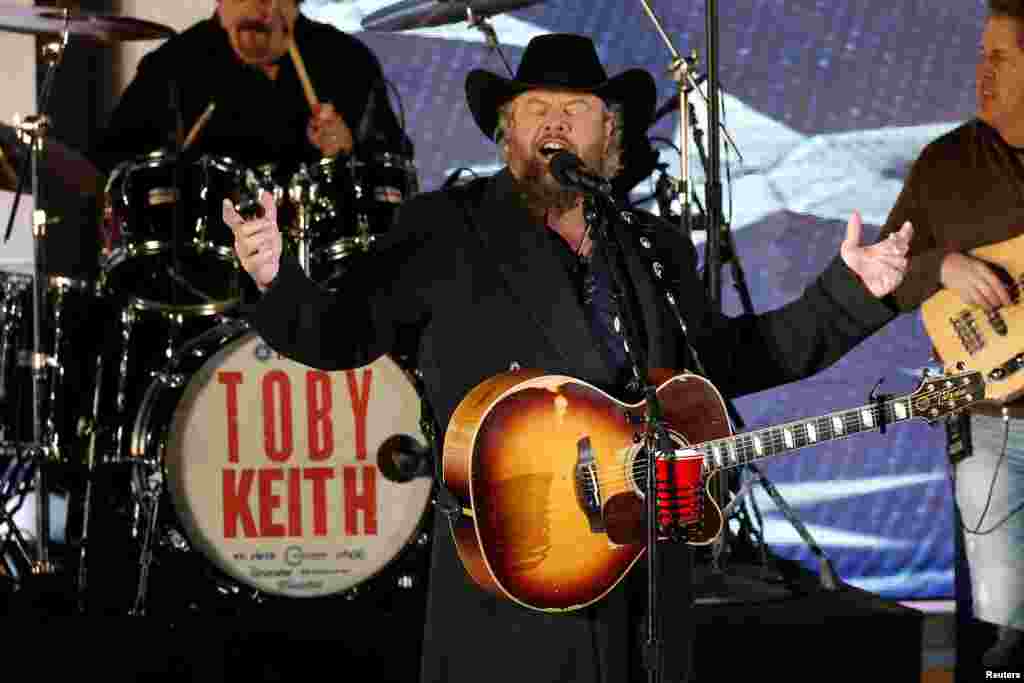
[75,352,104,614]
[129,464,161,616]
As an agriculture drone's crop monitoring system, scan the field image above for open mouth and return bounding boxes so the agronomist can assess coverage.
[238,19,271,34]
[538,140,572,159]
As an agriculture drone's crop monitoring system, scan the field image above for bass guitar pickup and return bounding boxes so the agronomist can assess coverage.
[988,353,1024,383]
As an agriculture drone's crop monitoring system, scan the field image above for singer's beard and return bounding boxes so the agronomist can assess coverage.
[511,155,581,215]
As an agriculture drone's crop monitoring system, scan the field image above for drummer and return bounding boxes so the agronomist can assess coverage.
[91,0,412,176]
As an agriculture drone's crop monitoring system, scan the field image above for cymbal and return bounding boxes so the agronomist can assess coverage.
[362,0,543,31]
[0,124,103,197]
[0,7,175,43]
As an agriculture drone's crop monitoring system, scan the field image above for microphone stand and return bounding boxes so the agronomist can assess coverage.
[582,191,691,683]
[637,0,742,588]
[637,0,699,244]
[466,9,515,77]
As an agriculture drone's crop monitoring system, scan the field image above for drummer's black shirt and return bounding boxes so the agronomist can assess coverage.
[91,14,412,178]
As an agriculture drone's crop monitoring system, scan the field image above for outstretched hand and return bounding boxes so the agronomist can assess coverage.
[840,211,913,298]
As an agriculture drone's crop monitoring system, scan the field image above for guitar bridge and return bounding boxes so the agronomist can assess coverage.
[574,437,605,533]
[951,312,984,355]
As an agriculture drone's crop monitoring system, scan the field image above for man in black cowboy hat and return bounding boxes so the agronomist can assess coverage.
[226,33,912,683]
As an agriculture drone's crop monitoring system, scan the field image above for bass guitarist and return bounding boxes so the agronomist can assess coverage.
[878,1,1024,675]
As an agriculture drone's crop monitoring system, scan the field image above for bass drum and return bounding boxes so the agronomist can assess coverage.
[130,320,434,601]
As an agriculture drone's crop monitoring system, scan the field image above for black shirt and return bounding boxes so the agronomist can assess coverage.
[91,15,412,178]
[544,223,641,393]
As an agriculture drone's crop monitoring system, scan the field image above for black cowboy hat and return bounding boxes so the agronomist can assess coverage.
[465,33,656,144]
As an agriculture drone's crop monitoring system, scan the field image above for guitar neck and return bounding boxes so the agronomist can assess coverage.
[695,394,915,471]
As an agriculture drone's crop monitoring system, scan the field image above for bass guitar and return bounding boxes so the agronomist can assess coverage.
[922,233,1024,403]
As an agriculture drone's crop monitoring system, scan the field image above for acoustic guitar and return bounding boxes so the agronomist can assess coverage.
[442,368,984,612]
[921,233,1024,404]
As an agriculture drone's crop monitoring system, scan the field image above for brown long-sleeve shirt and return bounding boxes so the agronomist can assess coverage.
[881,119,1024,308]
[880,118,1024,413]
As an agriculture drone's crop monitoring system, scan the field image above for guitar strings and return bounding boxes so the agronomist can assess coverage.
[575,401,905,495]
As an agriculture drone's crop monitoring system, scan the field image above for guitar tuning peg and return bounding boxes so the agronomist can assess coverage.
[868,376,886,402]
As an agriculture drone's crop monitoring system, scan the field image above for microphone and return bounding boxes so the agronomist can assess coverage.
[549,150,612,195]
[376,434,433,483]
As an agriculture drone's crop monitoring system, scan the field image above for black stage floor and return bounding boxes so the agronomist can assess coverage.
[1,543,924,682]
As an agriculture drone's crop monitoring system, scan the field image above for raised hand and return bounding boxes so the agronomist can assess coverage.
[840,211,913,298]
[307,101,354,157]
[223,191,283,292]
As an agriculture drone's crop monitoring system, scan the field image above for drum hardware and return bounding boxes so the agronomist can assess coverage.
[288,152,420,277]
[74,352,104,614]
[377,434,433,483]
[0,122,104,205]
[100,151,257,312]
[361,0,545,32]
[286,164,318,277]
[0,456,36,581]
[164,266,215,303]
[0,14,78,579]
[128,460,162,616]
[95,298,238,468]
[0,6,176,44]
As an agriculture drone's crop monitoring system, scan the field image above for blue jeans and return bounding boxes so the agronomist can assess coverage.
[955,415,1024,630]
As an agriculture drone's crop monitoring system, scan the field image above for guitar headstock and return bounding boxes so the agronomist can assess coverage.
[910,370,986,423]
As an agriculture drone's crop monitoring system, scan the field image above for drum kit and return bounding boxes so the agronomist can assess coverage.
[0,5,437,616]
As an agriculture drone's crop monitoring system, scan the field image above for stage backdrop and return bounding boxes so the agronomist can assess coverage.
[112,0,987,600]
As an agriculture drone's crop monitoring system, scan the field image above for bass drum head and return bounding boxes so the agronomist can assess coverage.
[162,330,433,598]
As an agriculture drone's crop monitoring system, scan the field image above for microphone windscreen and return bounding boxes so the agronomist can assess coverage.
[548,150,581,183]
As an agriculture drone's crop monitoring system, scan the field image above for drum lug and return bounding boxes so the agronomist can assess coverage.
[152,370,186,388]
[17,350,57,369]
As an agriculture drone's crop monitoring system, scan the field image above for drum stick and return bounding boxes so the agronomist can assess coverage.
[182,101,216,151]
[288,39,319,111]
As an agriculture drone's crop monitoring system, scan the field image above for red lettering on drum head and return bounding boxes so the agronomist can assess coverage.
[258,468,286,537]
[343,465,377,535]
[223,469,258,538]
[305,467,335,536]
[218,371,244,463]
[306,371,334,461]
[288,467,302,536]
[262,370,293,462]
[345,369,372,461]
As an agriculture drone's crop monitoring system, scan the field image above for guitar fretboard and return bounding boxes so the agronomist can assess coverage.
[696,396,915,471]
